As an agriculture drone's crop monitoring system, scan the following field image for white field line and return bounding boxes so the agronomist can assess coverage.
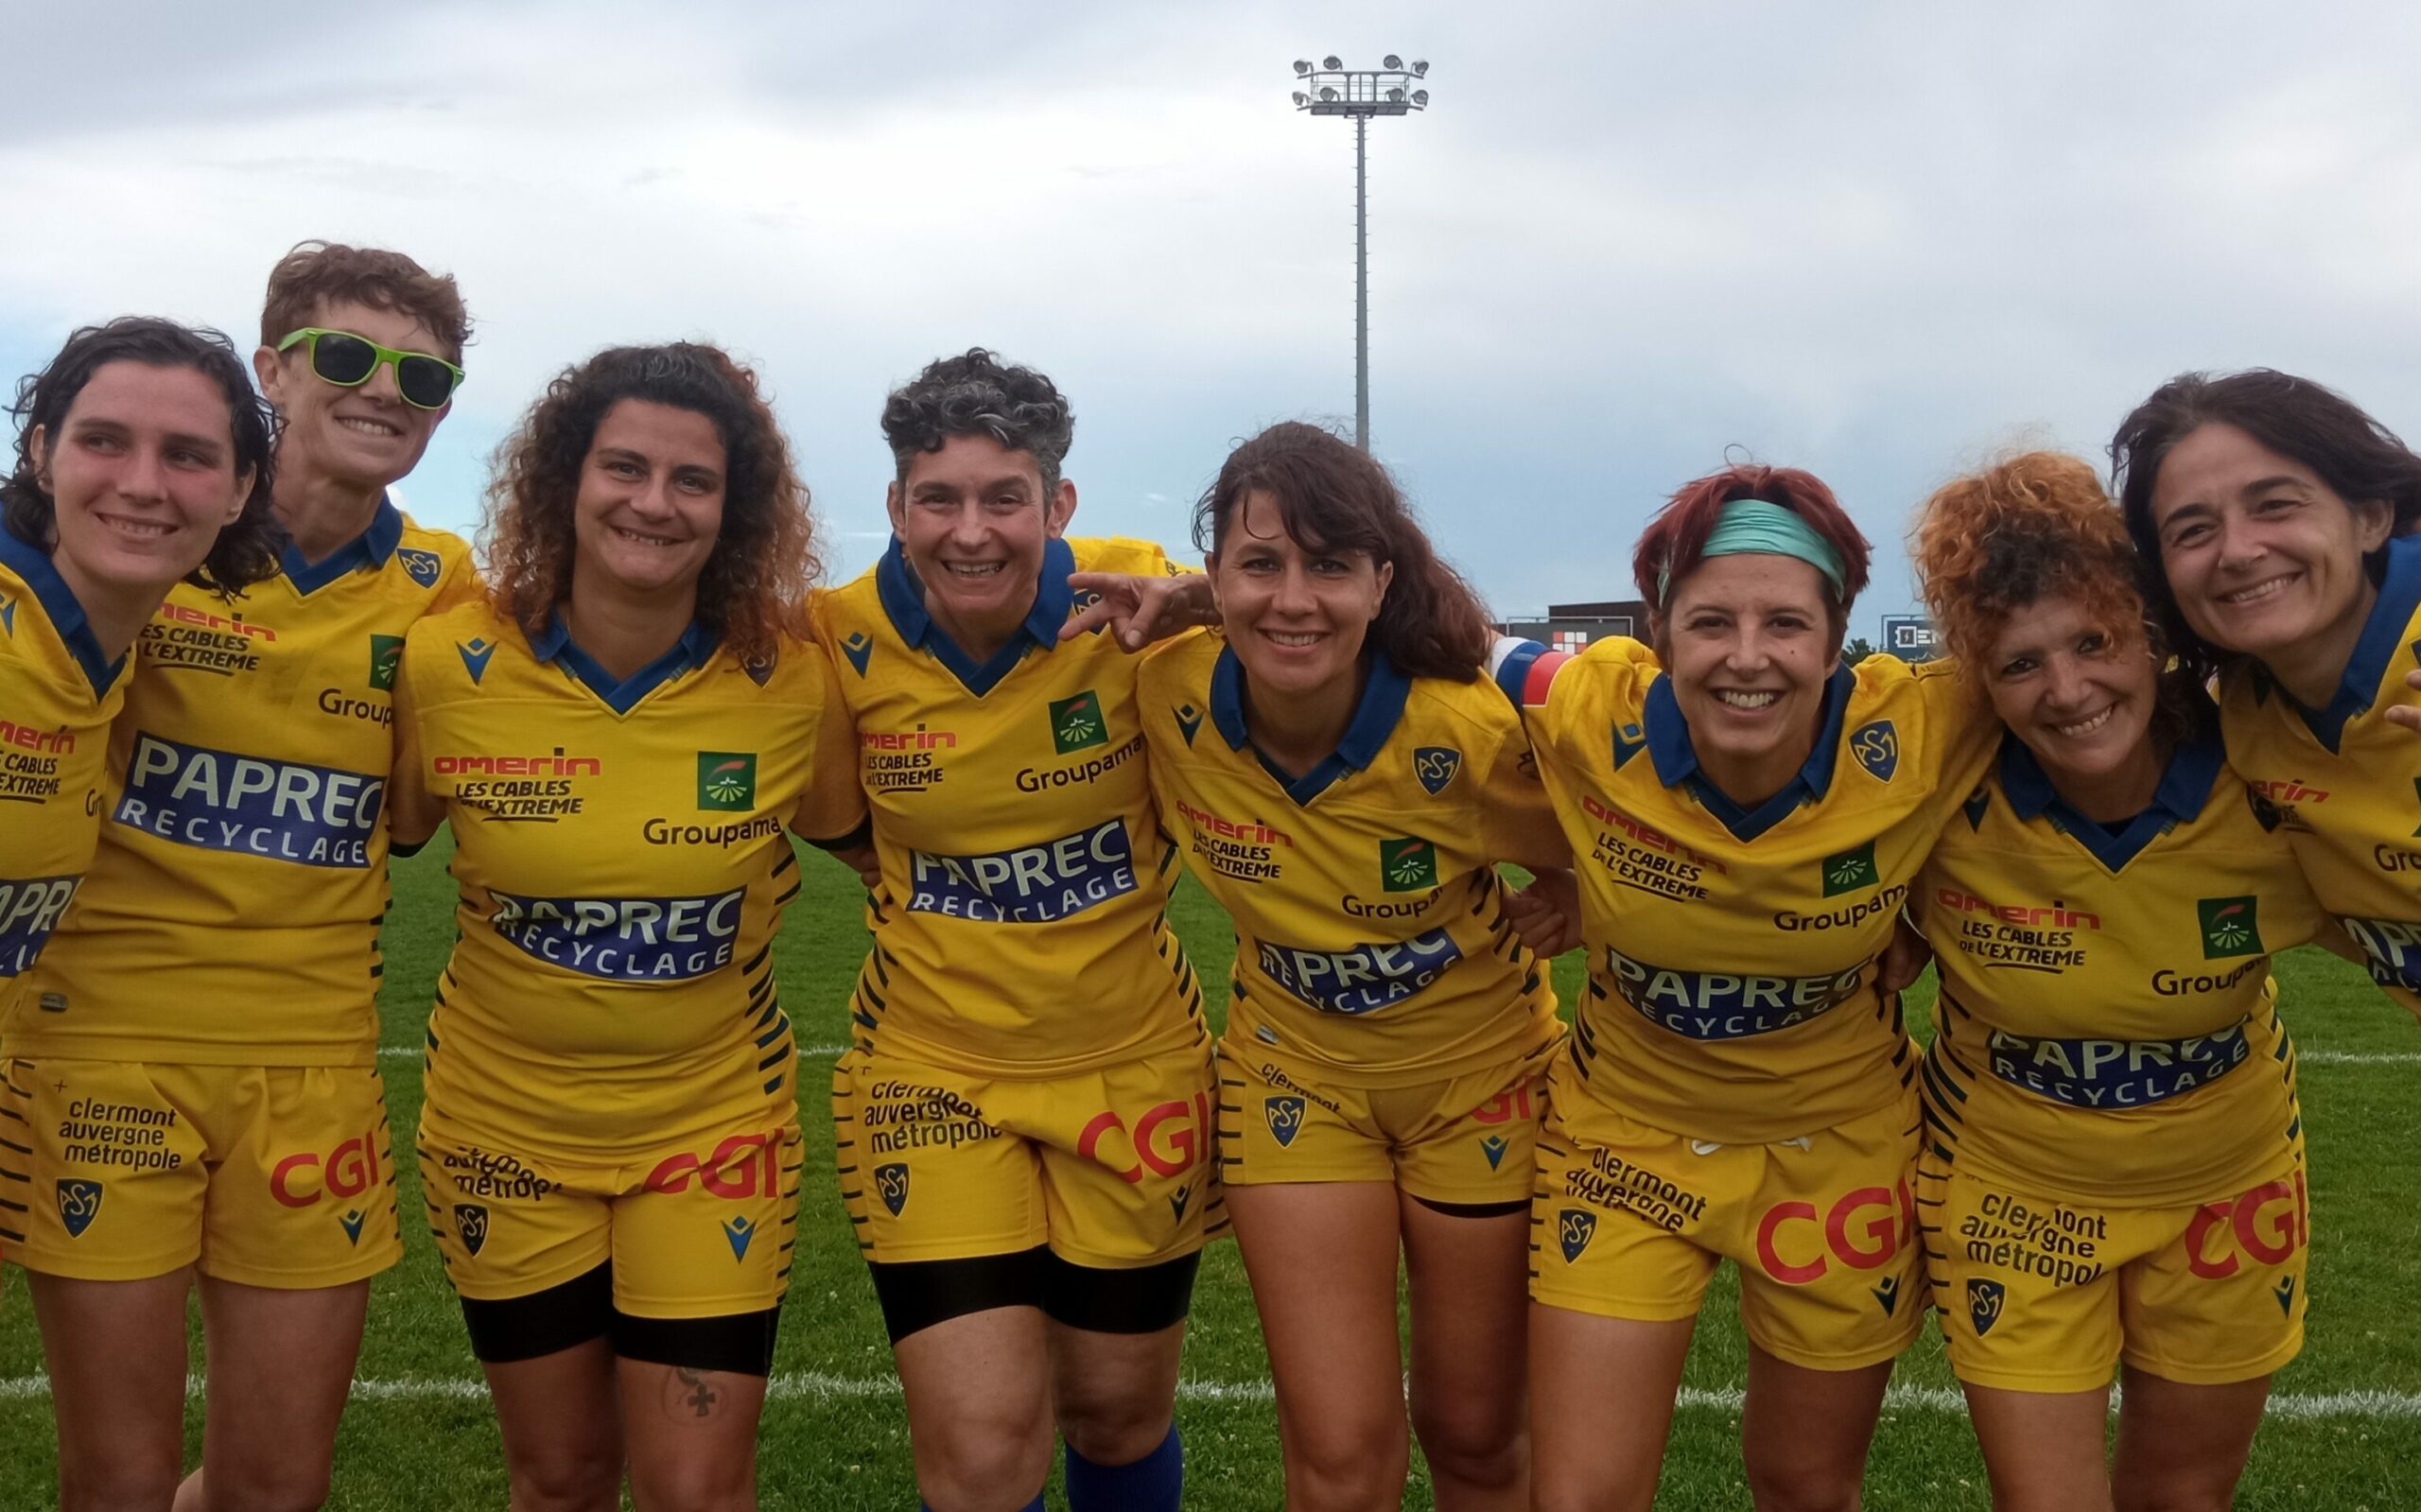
[1,1373,2417,1418]
[376,1045,849,1061]
[2298,1051,2421,1065]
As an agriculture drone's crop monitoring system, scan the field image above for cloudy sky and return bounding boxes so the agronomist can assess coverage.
[10,1,2420,631]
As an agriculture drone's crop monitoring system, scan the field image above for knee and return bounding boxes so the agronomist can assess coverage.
[1410,1394,1525,1490]
[627,1455,752,1512]
[59,1459,182,1512]
[507,1448,623,1512]
[2115,1484,2233,1512]
[1744,1466,1862,1512]
[1054,1383,1172,1466]
[916,1412,1054,1512]
[1283,1412,1409,1510]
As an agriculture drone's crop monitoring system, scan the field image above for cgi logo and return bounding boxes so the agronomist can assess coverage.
[1754,1181,1914,1284]
[2185,1173,2308,1279]
[643,1132,783,1199]
[270,1129,381,1212]
[1077,1093,1211,1184]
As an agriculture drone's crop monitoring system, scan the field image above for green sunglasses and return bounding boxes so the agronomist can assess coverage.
[276,327,465,410]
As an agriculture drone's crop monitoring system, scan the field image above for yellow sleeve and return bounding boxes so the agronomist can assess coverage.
[790,645,870,846]
[1479,711,1569,871]
[386,645,444,851]
[429,539,484,616]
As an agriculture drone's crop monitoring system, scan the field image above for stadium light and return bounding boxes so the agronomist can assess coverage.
[1288,53,1433,451]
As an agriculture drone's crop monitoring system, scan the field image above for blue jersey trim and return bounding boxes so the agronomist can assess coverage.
[0,520,125,697]
[1643,661,1854,842]
[280,495,403,596]
[2292,532,2421,754]
[1997,727,2222,872]
[528,612,720,714]
[874,534,1074,696]
[1209,642,1412,806]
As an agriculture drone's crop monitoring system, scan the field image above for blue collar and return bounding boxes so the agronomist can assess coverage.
[2286,532,2421,753]
[0,521,125,697]
[1645,662,1855,842]
[875,534,1074,696]
[1998,726,2222,872]
[528,611,720,714]
[280,495,404,596]
[1210,643,1412,806]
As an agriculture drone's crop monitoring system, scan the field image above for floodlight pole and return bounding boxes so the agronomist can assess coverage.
[1292,57,1430,452]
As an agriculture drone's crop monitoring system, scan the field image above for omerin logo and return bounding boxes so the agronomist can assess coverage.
[1414,747,1462,795]
[1264,1096,1305,1148]
[2198,896,2263,959]
[1379,836,1438,893]
[455,1203,489,1257]
[1850,720,1898,782]
[1558,1208,1597,1262]
[56,1178,102,1239]
[1051,690,1107,754]
[1967,1277,2005,1336]
[1822,841,1880,897]
[697,752,757,811]
[1174,704,1204,747]
[457,637,497,685]
[368,634,404,691]
[875,1162,910,1216]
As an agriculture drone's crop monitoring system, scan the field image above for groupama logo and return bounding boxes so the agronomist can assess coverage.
[1821,840,1880,897]
[2197,895,2263,959]
[1379,836,1438,893]
[1051,690,1107,754]
[697,753,758,811]
[368,634,404,691]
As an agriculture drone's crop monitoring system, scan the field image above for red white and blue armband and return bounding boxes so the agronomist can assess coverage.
[1488,635,1569,709]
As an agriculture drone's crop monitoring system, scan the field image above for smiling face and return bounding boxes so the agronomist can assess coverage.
[1656,552,1838,803]
[1984,595,2164,815]
[254,297,449,495]
[2149,422,2394,700]
[886,432,1077,657]
[1210,490,1393,705]
[33,359,252,606]
[568,399,727,608]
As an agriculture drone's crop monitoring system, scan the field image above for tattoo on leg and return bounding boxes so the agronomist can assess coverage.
[667,1365,722,1422]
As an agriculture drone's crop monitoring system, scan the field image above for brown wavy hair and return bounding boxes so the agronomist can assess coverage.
[481,344,821,664]
[260,241,471,361]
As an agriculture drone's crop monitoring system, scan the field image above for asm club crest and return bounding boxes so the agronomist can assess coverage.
[1414,747,1462,795]
[875,1162,911,1217]
[1558,1208,1597,1263]
[1849,720,1898,782]
[56,1179,103,1239]
[455,1203,489,1257]
[1967,1277,2006,1336]
[1264,1096,1305,1148]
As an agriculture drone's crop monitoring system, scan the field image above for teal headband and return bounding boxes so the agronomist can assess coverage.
[1657,499,1849,605]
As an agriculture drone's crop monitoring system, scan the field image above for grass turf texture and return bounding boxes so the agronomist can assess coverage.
[0,835,2414,1509]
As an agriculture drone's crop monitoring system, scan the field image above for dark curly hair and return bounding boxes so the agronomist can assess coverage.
[2111,368,2421,680]
[1195,421,1492,681]
[4,317,282,597]
[880,348,1074,494]
[481,343,821,665]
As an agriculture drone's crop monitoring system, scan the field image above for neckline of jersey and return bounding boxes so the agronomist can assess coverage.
[529,611,720,714]
[2271,531,2421,754]
[0,520,126,697]
[1209,641,1412,806]
[1995,724,2223,873]
[875,534,1074,696]
[279,495,404,596]
[1643,661,1855,842]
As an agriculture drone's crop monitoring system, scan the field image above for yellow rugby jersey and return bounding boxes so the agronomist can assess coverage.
[14,500,477,1065]
[0,526,125,1017]
[393,600,863,1159]
[2217,533,2421,1019]
[1137,629,1562,1086]
[1496,637,1994,1144]
[808,536,1205,1079]
[1913,733,2323,1206]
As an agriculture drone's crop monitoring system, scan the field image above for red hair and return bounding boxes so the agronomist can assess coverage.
[1631,465,1872,635]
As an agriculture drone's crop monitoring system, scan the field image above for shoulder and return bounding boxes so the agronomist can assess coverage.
[402,599,513,680]
[392,515,475,590]
[1136,625,1219,696]
[1069,536,1181,576]
[1406,668,1524,742]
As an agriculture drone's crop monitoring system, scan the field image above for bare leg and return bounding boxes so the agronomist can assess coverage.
[1960,1381,2116,1512]
[2110,1364,2271,1512]
[30,1269,193,1512]
[1400,1193,1529,1510]
[1528,1302,1696,1512]
[1739,1345,1893,1512]
[484,1336,624,1512]
[893,1305,1054,1512]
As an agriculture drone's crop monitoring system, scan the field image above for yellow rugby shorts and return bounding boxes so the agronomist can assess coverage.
[1532,1062,1925,1370]
[415,1106,801,1318]
[1216,1037,1553,1206]
[1921,1153,2309,1392]
[833,1043,1221,1269]
[0,1056,401,1286]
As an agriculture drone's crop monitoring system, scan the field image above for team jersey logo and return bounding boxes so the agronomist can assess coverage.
[1603,945,1866,1040]
[697,752,757,810]
[1967,1277,2005,1336]
[1480,1134,1509,1170]
[1379,836,1438,893]
[1169,1184,1193,1222]
[117,734,385,869]
[2197,896,2263,959]
[396,547,442,588]
[1850,720,1897,782]
[0,596,14,635]
[368,634,404,690]
[1050,690,1108,753]
[1988,1025,2249,1107]
[1558,1207,1596,1262]
[1611,720,1646,769]
[55,1178,102,1239]
[1174,703,1204,747]
[0,873,79,977]
[455,1203,489,1256]
[905,819,1137,924]
[1258,929,1462,1016]
[489,888,744,981]
[1872,1275,1901,1316]
[1264,1096,1305,1147]
[722,1215,757,1260]
[457,636,497,685]
[339,1209,368,1245]
[1821,840,1880,896]
[874,1161,910,1215]
[841,631,874,677]
[1415,747,1462,795]
[1962,785,1990,830]
[2274,1276,2297,1314]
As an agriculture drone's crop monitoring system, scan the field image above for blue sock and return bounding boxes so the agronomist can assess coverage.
[1066,1424,1182,1512]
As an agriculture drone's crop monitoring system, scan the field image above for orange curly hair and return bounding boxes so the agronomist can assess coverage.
[1910,450,2149,685]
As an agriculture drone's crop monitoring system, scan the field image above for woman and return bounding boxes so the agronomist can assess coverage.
[1908,450,2329,1511]
[391,342,862,1511]
[10,245,476,1512]
[1493,464,1996,1512]
[1135,423,1565,1511]
[2113,370,2421,1019]
[812,350,1212,1512]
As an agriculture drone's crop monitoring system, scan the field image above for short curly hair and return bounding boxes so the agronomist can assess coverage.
[880,348,1073,494]
[260,241,471,363]
[481,343,821,665]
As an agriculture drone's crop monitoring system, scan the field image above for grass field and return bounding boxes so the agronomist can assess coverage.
[4,835,2420,1509]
